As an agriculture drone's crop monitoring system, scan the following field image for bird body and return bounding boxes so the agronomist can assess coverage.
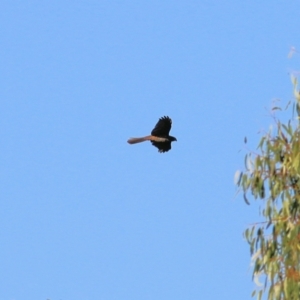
[127,116,177,153]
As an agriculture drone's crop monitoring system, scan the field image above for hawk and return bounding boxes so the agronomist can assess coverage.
[127,116,177,153]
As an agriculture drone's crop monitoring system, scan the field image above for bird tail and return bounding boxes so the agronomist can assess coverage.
[127,136,168,144]
[127,136,153,144]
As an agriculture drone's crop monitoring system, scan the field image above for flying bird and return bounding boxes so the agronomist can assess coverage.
[127,116,177,153]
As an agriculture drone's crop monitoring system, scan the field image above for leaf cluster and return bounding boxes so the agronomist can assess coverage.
[236,77,300,299]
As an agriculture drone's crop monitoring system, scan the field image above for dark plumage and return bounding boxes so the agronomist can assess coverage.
[150,116,177,152]
[127,116,177,153]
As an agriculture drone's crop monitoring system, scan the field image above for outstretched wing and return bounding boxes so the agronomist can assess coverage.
[151,116,172,137]
[151,141,172,153]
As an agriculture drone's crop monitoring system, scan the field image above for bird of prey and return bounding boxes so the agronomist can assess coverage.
[127,116,177,153]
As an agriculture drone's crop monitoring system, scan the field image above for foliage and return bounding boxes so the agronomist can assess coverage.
[236,75,300,300]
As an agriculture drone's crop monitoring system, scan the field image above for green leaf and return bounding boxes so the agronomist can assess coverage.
[244,154,248,170]
[255,156,261,169]
[244,193,250,205]
[294,89,300,102]
[257,228,262,237]
[282,123,291,136]
[257,289,263,300]
[291,74,297,86]
[283,277,289,298]
[234,170,243,185]
[272,106,282,111]
[283,200,290,216]
[254,258,261,273]
[250,226,255,239]
[246,154,253,172]
[244,228,250,241]
[292,152,300,171]
[257,137,266,150]
[288,120,293,135]
[285,100,291,111]
[296,102,300,116]
[242,174,248,191]
[259,182,265,199]
[250,238,255,255]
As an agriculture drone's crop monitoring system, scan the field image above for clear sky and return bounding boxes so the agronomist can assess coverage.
[1,1,300,300]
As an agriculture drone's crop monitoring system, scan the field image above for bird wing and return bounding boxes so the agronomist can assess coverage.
[151,116,172,137]
[151,141,172,153]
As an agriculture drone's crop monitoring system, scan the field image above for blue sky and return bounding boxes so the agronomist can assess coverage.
[1,1,300,299]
